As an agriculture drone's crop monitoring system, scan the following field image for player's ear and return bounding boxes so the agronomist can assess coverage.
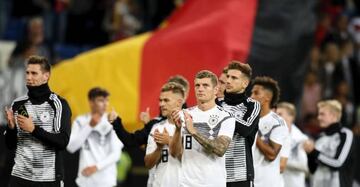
[242,78,250,89]
[214,85,219,95]
[264,90,272,104]
[43,71,50,82]
[177,98,184,107]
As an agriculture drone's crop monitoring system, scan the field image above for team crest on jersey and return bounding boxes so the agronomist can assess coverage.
[208,115,219,126]
[234,111,244,120]
[40,111,50,122]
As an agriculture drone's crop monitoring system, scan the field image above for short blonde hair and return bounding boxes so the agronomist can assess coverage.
[161,82,185,98]
[277,102,296,118]
[195,70,218,87]
[168,75,189,92]
[317,100,342,120]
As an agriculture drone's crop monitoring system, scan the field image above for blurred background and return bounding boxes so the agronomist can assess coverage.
[0,0,360,186]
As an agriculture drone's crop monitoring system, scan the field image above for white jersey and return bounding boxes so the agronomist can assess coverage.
[145,120,180,187]
[283,124,308,187]
[147,168,155,187]
[253,111,288,187]
[180,106,235,187]
[279,126,291,187]
[67,113,123,187]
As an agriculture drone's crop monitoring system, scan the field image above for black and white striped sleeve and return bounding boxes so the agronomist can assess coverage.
[308,128,354,170]
[31,97,72,150]
[112,116,163,148]
[4,100,22,150]
[4,126,17,149]
[234,100,260,137]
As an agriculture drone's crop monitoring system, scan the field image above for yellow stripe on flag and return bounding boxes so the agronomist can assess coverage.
[49,33,152,131]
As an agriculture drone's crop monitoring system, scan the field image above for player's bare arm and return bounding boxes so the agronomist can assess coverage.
[169,110,184,159]
[192,133,231,157]
[184,111,230,157]
[144,129,166,169]
[256,135,282,161]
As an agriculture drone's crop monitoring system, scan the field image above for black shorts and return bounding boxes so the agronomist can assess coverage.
[8,176,63,187]
[227,180,254,187]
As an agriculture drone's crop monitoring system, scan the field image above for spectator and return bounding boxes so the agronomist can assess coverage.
[65,0,109,45]
[301,71,322,121]
[104,0,142,41]
[325,14,351,44]
[334,81,356,128]
[309,46,321,72]
[319,42,341,98]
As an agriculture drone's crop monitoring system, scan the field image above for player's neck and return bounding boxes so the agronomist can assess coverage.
[260,105,271,117]
[198,100,216,111]
[91,111,105,116]
[168,117,175,124]
[288,124,292,132]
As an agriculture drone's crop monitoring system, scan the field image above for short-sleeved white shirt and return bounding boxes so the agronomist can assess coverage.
[283,124,309,187]
[146,120,180,187]
[180,106,235,187]
[253,111,288,187]
[279,125,291,187]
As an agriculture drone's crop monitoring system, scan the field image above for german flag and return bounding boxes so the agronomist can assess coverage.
[49,0,315,131]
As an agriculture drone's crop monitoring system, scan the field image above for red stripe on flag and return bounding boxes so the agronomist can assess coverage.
[140,0,257,117]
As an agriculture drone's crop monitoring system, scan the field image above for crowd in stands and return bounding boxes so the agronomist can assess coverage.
[300,0,360,137]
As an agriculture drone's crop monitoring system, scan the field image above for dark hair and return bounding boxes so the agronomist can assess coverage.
[227,60,252,79]
[168,75,189,92]
[253,76,280,108]
[88,87,110,100]
[195,70,218,87]
[222,66,228,74]
[161,82,185,98]
[27,55,51,73]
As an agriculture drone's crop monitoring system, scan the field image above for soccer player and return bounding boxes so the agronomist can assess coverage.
[216,67,228,100]
[217,61,260,187]
[67,87,123,187]
[140,75,190,124]
[167,75,190,107]
[109,75,190,149]
[170,70,235,187]
[144,82,185,187]
[303,100,354,187]
[250,76,288,187]
[276,102,308,187]
[4,55,72,186]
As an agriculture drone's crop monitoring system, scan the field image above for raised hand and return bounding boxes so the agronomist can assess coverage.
[107,107,118,123]
[140,107,151,124]
[170,110,182,129]
[154,128,170,146]
[4,106,15,129]
[17,115,35,133]
[303,139,315,153]
[182,110,195,135]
